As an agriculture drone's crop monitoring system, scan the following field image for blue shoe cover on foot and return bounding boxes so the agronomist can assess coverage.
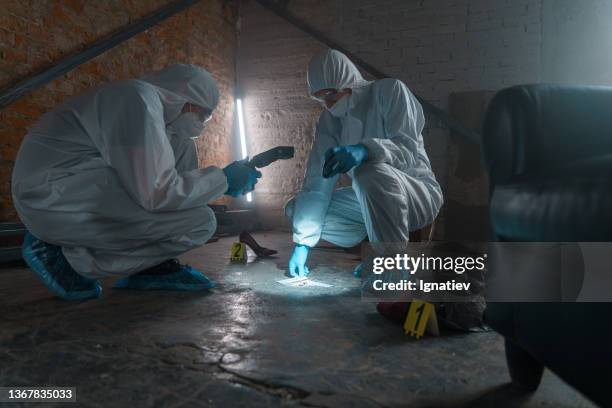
[22,231,102,301]
[114,262,215,291]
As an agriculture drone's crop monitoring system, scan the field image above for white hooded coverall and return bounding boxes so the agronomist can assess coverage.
[285,49,443,251]
[12,64,228,278]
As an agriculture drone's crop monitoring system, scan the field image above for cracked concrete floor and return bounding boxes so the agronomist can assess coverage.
[0,231,596,408]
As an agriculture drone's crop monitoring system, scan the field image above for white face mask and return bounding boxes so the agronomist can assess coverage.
[327,94,351,117]
[167,112,205,139]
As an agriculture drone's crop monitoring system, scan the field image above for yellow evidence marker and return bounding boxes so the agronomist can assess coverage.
[230,242,247,263]
[404,300,439,339]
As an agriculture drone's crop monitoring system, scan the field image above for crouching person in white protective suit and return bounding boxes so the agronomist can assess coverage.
[12,64,261,300]
[285,49,443,279]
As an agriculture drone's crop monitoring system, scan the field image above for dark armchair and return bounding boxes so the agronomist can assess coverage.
[482,84,612,408]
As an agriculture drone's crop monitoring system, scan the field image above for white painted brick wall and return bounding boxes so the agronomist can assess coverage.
[238,0,545,231]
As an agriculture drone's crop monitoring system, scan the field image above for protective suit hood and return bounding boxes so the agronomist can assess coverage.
[307,49,372,96]
[140,64,219,124]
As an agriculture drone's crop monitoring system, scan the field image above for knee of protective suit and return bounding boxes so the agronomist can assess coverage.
[283,197,296,220]
[180,205,218,246]
[198,205,217,240]
[352,162,389,195]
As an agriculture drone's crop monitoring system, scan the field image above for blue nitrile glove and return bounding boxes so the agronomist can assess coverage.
[222,160,262,197]
[288,244,310,277]
[322,144,369,178]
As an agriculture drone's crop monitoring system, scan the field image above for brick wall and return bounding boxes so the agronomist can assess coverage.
[237,1,329,224]
[238,0,545,235]
[0,0,238,221]
[542,0,612,86]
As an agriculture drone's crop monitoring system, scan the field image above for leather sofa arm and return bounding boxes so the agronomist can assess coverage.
[482,84,612,185]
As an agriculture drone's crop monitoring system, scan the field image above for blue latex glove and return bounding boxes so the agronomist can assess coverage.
[353,262,364,278]
[322,144,369,178]
[288,244,310,277]
[222,161,262,197]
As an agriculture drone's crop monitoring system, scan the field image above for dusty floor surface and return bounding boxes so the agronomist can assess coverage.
[0,231,595,407]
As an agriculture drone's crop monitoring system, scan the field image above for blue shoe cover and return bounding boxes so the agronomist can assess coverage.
[114,261,215,291]
[22,231,102,301]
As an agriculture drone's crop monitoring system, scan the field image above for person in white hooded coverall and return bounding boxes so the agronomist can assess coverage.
[286,49,443,277]
[12,64,261,300]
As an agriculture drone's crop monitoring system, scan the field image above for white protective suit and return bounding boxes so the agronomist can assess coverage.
[285,49,443,250]
[12,64,228,278]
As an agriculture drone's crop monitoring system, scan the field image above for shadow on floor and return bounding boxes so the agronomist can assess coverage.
[461,383,534,408]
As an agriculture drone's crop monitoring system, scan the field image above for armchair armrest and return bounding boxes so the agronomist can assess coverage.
[482,84,612,185]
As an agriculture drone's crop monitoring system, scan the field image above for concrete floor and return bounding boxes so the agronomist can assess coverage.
[0,231,595,408]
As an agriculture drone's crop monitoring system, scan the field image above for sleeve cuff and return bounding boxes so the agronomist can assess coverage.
[199,166,228,203]
[293,233,319,248]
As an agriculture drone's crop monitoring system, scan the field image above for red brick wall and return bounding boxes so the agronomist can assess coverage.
[0,0,238,221]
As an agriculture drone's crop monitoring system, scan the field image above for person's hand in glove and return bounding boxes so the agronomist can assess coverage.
[288,244,310,277]
[322,144,369,178]
[222,161,262,197]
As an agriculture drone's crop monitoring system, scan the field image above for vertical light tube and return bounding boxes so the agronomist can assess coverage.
[236,98,252,202]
